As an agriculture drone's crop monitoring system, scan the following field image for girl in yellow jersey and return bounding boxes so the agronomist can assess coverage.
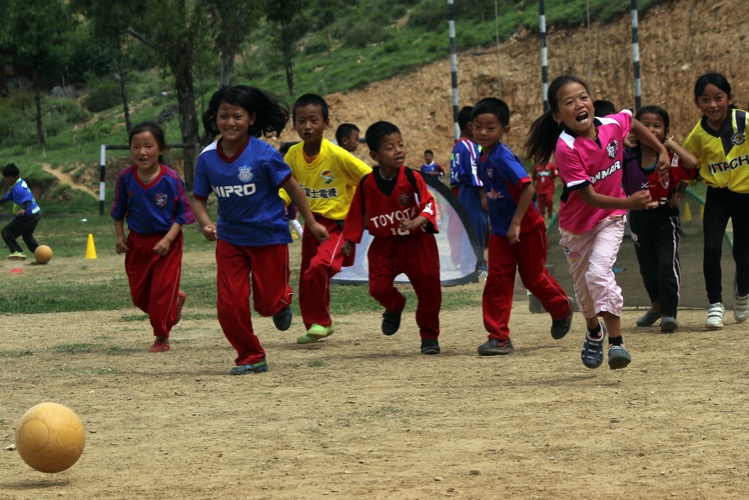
[683,72,749,329]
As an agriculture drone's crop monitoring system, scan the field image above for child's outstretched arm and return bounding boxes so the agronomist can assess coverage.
[578,184,657,210]
[664,136,698,169]
[630,119,671,175]
[281,176,329,243]
[192,198,217,241]
[506,183,535,244]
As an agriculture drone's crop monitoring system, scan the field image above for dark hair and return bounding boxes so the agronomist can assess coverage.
[472,97,511,127]
[335,123,359,144]
[635,105,670,129]
[203,85,289,138]
[279,142,296,156]
[457,106,474,130]
[525,75,591,164]
[366,121,401,152]
[292,93,329,123]
[424,149,433,155]
[2,163,20,177]
[593,100,616,117]
[694,72,732,100]
[129,121,167,149]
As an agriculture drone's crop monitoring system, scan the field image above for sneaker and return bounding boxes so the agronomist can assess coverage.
[297,324,334,344]
[7,252,26,261]
[477,337,514,355]
[229,356,269,375]
[636,310,661,327]
[382,309,403,336]
[581,323,606,369]
[272,306,292,331]
[608,344,632,369]
[174,291,186,326]
[705,302,724,330]
[660,316,678,333]
[420,339,441,355]
[149,337,170,353]
[550,297,574,340]
[734,294,749,323]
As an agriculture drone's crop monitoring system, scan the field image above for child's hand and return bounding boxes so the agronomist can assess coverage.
[342,240,353,257]
[15,208,25,216]
[153,238,171,256]
[506,222,521,245]
[656,149,671,176]
[115,238,129,254]
[308,221,329,243]
[663,135,676,151]
[628,190,658,210]
[399,216,427,233]
[669,190,683,208]
[202,223,217,241]
[624,134,638,149]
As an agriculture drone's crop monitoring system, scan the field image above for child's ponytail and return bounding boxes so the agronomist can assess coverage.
[525,109,561,165]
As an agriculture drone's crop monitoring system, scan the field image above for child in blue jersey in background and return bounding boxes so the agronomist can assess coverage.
[111,122,195,353]
[193,85,328,375]
[1,163,43,261]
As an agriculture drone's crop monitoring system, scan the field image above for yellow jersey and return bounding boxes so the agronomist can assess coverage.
[282,138,371,220]
[684,109,749,193]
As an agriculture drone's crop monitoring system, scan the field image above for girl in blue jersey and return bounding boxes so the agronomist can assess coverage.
[682,72,749,328]
[192,85,328,375]
[112,122,195,353]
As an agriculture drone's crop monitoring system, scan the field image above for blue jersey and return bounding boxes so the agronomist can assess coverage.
[478,143,543,237]
[194,137,293,247]
[450,139,481,187]
[111,164,195,234]
[2,178,41,216]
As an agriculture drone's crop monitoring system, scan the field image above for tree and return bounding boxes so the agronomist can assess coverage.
[263,0,308,97]
[0,0,77,149]
[205,0,257,87]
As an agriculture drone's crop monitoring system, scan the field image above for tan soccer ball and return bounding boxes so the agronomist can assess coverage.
[34,245,53,264]
[15,402,86,473]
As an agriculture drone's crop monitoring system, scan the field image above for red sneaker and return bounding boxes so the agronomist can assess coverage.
[149,337,170,353]
[174,290,187,325]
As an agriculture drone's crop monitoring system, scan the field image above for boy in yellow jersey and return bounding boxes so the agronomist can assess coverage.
[282,94,372,344]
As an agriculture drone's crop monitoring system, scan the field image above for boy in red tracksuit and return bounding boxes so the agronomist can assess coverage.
[532,161,558,219]
[342,121,442,355]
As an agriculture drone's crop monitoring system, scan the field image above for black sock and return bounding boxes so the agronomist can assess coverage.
[609,336,623,346]
[587,324,602,338]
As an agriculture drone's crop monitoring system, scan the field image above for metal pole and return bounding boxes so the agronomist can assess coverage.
[99,144,106,216]
[448,0,460,141]
[631,0,642,111]
[539,0,549,112]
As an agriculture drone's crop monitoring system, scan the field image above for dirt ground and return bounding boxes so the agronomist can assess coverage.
[2,251,749,499]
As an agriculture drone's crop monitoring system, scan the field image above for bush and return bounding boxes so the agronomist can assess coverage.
[84,79,121,113]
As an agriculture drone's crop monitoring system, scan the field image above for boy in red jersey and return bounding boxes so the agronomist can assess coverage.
[342,121,442,355]
[531,161,558,219]
[283,94,372,344]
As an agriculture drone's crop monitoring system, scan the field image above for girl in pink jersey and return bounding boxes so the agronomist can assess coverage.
[525,75,670,370]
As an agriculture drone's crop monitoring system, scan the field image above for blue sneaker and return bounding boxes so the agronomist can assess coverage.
[608,345,632,370]
[581,323,606,369]
[230,357,269,375]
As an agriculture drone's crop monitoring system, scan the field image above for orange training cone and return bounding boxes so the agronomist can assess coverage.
[86,234,97,259]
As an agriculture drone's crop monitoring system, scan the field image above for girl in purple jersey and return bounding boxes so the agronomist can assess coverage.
[112,121,195,352]
[525,75,669,370]
[192,85,328,375]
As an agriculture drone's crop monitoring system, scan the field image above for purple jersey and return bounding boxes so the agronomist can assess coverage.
[111,164,194,234]
[555,110,632,233]
[193,136,292,247]
[478,143,543,237]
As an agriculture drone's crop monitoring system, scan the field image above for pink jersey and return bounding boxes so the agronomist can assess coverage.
[555,110,632,233]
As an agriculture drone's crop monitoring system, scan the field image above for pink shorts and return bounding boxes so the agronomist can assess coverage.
[559,217,625,319]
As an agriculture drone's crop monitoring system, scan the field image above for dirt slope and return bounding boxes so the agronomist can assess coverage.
[302,0,748,166]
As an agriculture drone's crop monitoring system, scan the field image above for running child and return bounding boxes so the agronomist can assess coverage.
[193,86,328,374]
[111,121,195,352]
[1,163,42,261]
[622,105,697,333]
[471,98,573,356]
[531,160,558,220]
[682,72,749,328]
[282,94,371,345]
[525,75,670,370]
[342,121,442,355]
